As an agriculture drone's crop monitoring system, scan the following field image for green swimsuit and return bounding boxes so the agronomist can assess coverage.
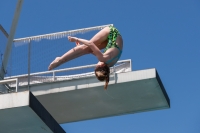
[104,26,122,65]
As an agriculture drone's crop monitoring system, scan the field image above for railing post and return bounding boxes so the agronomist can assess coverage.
[16,78,18,92]
[28,38,31,90]
[129,59,132,71]
[113,65,116,84]
[53,71,55,81]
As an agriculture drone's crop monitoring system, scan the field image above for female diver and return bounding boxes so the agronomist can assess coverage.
[48,25,123,89]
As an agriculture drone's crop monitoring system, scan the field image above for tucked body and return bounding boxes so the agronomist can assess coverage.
[48,26,123,89]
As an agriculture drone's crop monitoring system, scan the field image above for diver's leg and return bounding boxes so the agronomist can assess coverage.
[69,26,110,48]
[48,45,91,70]
[48,27,111,70]
[90,26,110,46]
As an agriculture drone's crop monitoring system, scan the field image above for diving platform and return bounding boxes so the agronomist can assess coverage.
[4,59,170,124]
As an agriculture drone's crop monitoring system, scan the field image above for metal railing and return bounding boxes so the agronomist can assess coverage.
[5,59,131,87]
[0,78,18,92]
[6,59,131,77]
[13,24,113,44]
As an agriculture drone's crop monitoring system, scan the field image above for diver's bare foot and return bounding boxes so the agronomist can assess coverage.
[68,36,80,46]
[48,57,63,70]
[68,36,78,42]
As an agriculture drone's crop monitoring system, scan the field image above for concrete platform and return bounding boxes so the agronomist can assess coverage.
[0,91,66,133]
[28,68,170,124]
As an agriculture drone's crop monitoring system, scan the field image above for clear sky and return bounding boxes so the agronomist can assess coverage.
[1,0,200,133]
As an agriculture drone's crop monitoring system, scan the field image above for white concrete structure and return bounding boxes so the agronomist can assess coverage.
[2,59,170,124]
[0,91,66,133]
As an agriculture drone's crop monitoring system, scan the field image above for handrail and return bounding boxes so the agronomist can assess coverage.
[5,59,131,79]
[0,78,18,92]
[3,59,131,89]
[13,24,113,43]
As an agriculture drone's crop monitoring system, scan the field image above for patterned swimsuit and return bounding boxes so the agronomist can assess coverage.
[104,26,122,65]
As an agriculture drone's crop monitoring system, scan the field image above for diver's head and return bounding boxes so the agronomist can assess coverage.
[95,62,110,90]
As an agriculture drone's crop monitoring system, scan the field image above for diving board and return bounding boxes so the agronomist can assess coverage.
[18,67,169,124]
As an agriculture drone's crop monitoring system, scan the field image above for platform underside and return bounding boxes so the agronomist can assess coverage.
[0,106,53,133]
[0,91,65,133]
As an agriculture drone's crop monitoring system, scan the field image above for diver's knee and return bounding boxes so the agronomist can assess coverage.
[81,45,92,54]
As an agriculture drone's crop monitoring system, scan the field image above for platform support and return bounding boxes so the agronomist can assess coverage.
[0,0,23,79]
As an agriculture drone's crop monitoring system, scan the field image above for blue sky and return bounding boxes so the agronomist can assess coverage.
[1,0,200,133]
